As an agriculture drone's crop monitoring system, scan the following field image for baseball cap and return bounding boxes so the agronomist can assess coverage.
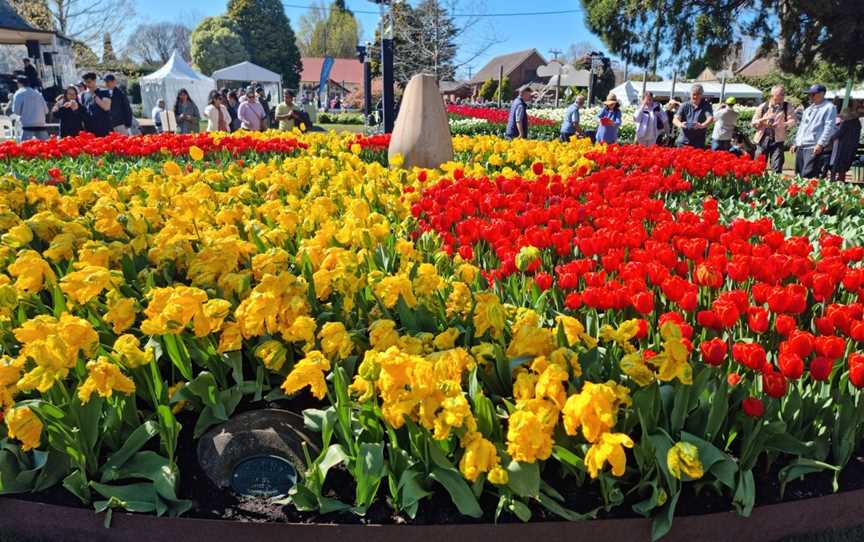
[725,97,736,105]
[15,74,28,83]
[103,74,116,82]
[807,84,827,94]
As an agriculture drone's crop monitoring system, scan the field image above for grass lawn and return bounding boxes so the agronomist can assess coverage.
[317,123,365,134]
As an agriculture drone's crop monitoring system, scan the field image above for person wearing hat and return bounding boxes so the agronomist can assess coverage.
[673,84,713,149]
[11,74,48,142]
[752,85,796,173]
[711,96,740,151]
[596,92,622,144]
[104,74,133,135]
[506,85,533,139]
[791,84,837,178]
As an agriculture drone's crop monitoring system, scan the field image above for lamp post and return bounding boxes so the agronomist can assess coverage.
[356,44,373,126]
[373,0,396,133]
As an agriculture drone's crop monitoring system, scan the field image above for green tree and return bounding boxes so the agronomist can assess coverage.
[497,76,511,102]
[9,0,55,30]
[298,1,361,58]
[227,0,303,87]
[579,0,771,74]
[775,2,864,83]
[102,33,117,64]
[191,16,249,76]
[368,0,459,84]
[479,78,497,101]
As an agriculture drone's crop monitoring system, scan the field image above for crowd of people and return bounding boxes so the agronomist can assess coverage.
[505,82,863,183]
[9,62,135,141]
[148,84,313,135]
[7,58,315,142]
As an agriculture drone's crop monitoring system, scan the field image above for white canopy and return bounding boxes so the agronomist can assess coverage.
[140,52,216,119]
[827,88,864,100]
[212,61,282,99]
[610,80,764,106]
[212,61,281,83]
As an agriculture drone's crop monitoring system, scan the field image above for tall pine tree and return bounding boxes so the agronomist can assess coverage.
[227,0,303,88]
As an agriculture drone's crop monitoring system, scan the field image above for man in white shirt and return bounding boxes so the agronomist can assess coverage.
[151,99,166,133]
[11,75,48,142]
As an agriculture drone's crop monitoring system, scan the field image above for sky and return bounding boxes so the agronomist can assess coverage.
[135,0,615,79]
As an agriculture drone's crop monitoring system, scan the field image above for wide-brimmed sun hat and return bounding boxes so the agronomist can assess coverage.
[604,92,618,105]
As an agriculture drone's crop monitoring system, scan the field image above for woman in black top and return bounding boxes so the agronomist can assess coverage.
[51,86,85,137]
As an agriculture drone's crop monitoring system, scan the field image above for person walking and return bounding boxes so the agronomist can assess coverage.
[634,91,665,146]
[151,99,166,133]
[828,106,863,183]
[792,84,837,178]
[203,90,230,132]
[51,86,85,138]
[751,85,796,173]
[596,92,622,144]
[559,95,585,142]
[11,75,48,142]
[103,75,133,135]
[674,84,713,148]
[174,89,200,134]
[237,87,267,131]
[225,91,241,132]
[711,97,739,151]
[80,72,112,137]
[506,86,532,139]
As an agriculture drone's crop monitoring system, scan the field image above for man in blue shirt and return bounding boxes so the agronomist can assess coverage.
[673,84,714,148]
[792,84,836,178]
[506,86,532,139]
[560,95,584,142]
[11,75,48,142]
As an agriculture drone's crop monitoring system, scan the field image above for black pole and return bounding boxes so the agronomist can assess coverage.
[382,37,395,133]
[363,60,372,123]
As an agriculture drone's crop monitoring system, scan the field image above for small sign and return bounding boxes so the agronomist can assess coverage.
[230,455,297,498]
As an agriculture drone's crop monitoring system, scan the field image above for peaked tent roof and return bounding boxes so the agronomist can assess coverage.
[0,0,54,44]
[469,49,547,85]
[142,51,213,83]
[212,61,281,83]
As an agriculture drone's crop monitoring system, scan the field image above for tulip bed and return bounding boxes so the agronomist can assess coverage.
[2,130,864,540]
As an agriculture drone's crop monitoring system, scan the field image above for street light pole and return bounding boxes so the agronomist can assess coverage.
[374,0,396,133]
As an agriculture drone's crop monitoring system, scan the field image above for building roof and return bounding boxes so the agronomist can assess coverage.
[0,0,54,44]
[696,67,735,82]
[735,54,779,78]
[300,57,363,85]
[439,80,469,93]
[469,48,547,84]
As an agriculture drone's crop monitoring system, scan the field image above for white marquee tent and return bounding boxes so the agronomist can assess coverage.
[212,61,282,98]
[140,52,216,118]
[610,80,764,106]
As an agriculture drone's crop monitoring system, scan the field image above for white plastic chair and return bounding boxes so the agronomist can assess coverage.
[160,110,177,133]
[0,116,14,141]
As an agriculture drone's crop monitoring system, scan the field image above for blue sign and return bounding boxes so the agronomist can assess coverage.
[318,56,335,105]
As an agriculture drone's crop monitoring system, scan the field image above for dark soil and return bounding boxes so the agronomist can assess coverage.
[10,403,864,525]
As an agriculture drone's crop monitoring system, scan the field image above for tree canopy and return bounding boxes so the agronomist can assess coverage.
[125,23,192,67]
[579,0,863,80]
[368,0,459,84]
[191,16,248,76]
[297,1,361,58]
[227,0,303,87]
